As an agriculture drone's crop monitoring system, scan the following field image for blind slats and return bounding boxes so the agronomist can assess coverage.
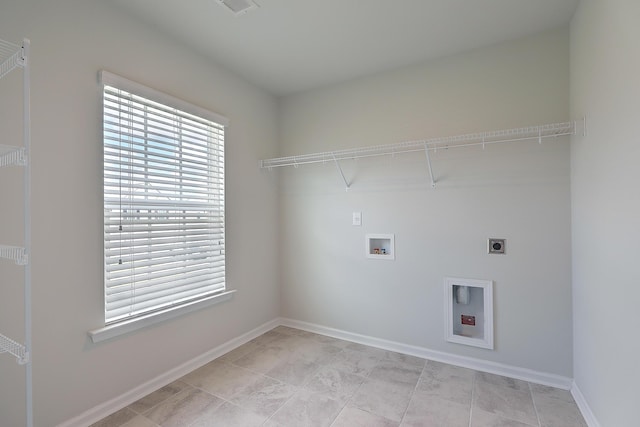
[106,285,225,320]
[104,234,224,250]
[106,253,224,274]
[103,141,217,170]
[104,223,223,234]
[104,183,217,199]
[103,72,226,324]
[105,261,224,288]
[104,240,224,259]
[104,166,221,186]
[103,113,224,149]
[103,85,228,128]
[104,217,223,226]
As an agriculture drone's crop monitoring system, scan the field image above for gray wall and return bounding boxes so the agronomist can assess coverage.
[278,28,573,376]
[9,1,633,423]
[570,0,640,425]
[0,1,280,426]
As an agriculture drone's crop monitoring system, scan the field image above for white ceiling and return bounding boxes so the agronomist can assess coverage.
[109,0,580,96]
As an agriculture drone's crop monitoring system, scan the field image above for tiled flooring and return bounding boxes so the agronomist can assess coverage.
[91,326,587,427]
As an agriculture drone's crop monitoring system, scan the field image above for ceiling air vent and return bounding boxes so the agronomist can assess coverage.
[217,0,259,16]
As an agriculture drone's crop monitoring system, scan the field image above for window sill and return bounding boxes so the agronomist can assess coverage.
[88,290,236,344]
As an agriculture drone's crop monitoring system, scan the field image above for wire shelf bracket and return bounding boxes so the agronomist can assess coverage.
[332,153,351,191]
[0,333,29,365]
[0,144,27,167]
[424,143,436,188]
[0,245,29,265]
[0,38,26,80]
[260,120,580,189]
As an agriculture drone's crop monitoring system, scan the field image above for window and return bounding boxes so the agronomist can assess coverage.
[101,71,228,325]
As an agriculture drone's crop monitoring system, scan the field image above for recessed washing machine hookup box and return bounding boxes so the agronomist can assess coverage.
[365,234,395,260]
[444,277,494,350]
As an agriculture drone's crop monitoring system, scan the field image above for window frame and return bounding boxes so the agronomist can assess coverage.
[89,71,234,343]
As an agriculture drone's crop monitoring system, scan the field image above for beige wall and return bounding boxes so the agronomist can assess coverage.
[278,28,573,376]
[0,1,280,426]
[570,0,640,425]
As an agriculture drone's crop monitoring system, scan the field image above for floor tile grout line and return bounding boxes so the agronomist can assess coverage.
[396,358,427,425]
[259,384,306,426]
[137,386,199,420]
[125,381,192,418]
[225,339,356,425]
[303,347,376,427]
[468,371,476,427]
[326,405,345,427]
[475,373,542,427]
[321,342,410,426]
[254,342,340,426]
[152,386,226,427]
[529,382,542,427]
[182,370,291,426]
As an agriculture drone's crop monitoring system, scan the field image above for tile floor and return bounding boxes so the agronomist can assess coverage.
[91,326,587,427]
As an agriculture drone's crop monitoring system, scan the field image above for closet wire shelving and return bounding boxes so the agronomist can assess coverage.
[260,120,581,190]
[0,37,32,427]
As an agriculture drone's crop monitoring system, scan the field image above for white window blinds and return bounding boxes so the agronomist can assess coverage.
[101,71,228,324]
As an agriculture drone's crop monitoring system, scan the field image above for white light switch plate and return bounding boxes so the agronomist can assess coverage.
[352,212,362,226]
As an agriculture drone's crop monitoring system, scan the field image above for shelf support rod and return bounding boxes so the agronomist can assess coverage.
[22,38,33,427]
[332,153,350,191]
[424,144,436,188]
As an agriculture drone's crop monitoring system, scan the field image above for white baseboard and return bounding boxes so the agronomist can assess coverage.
[56,318,280,427]
[279,317,574,390]
[571,382,601,427]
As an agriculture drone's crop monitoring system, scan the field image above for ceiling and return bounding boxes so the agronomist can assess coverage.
[109,0,580,97]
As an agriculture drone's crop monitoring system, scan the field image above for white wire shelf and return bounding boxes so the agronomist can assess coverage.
[0,245,28,265]
[260,121,579,190]
[261,121,576,169]
[0,333,28,365]
[0,144,27,167]
[0,39,25,80]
